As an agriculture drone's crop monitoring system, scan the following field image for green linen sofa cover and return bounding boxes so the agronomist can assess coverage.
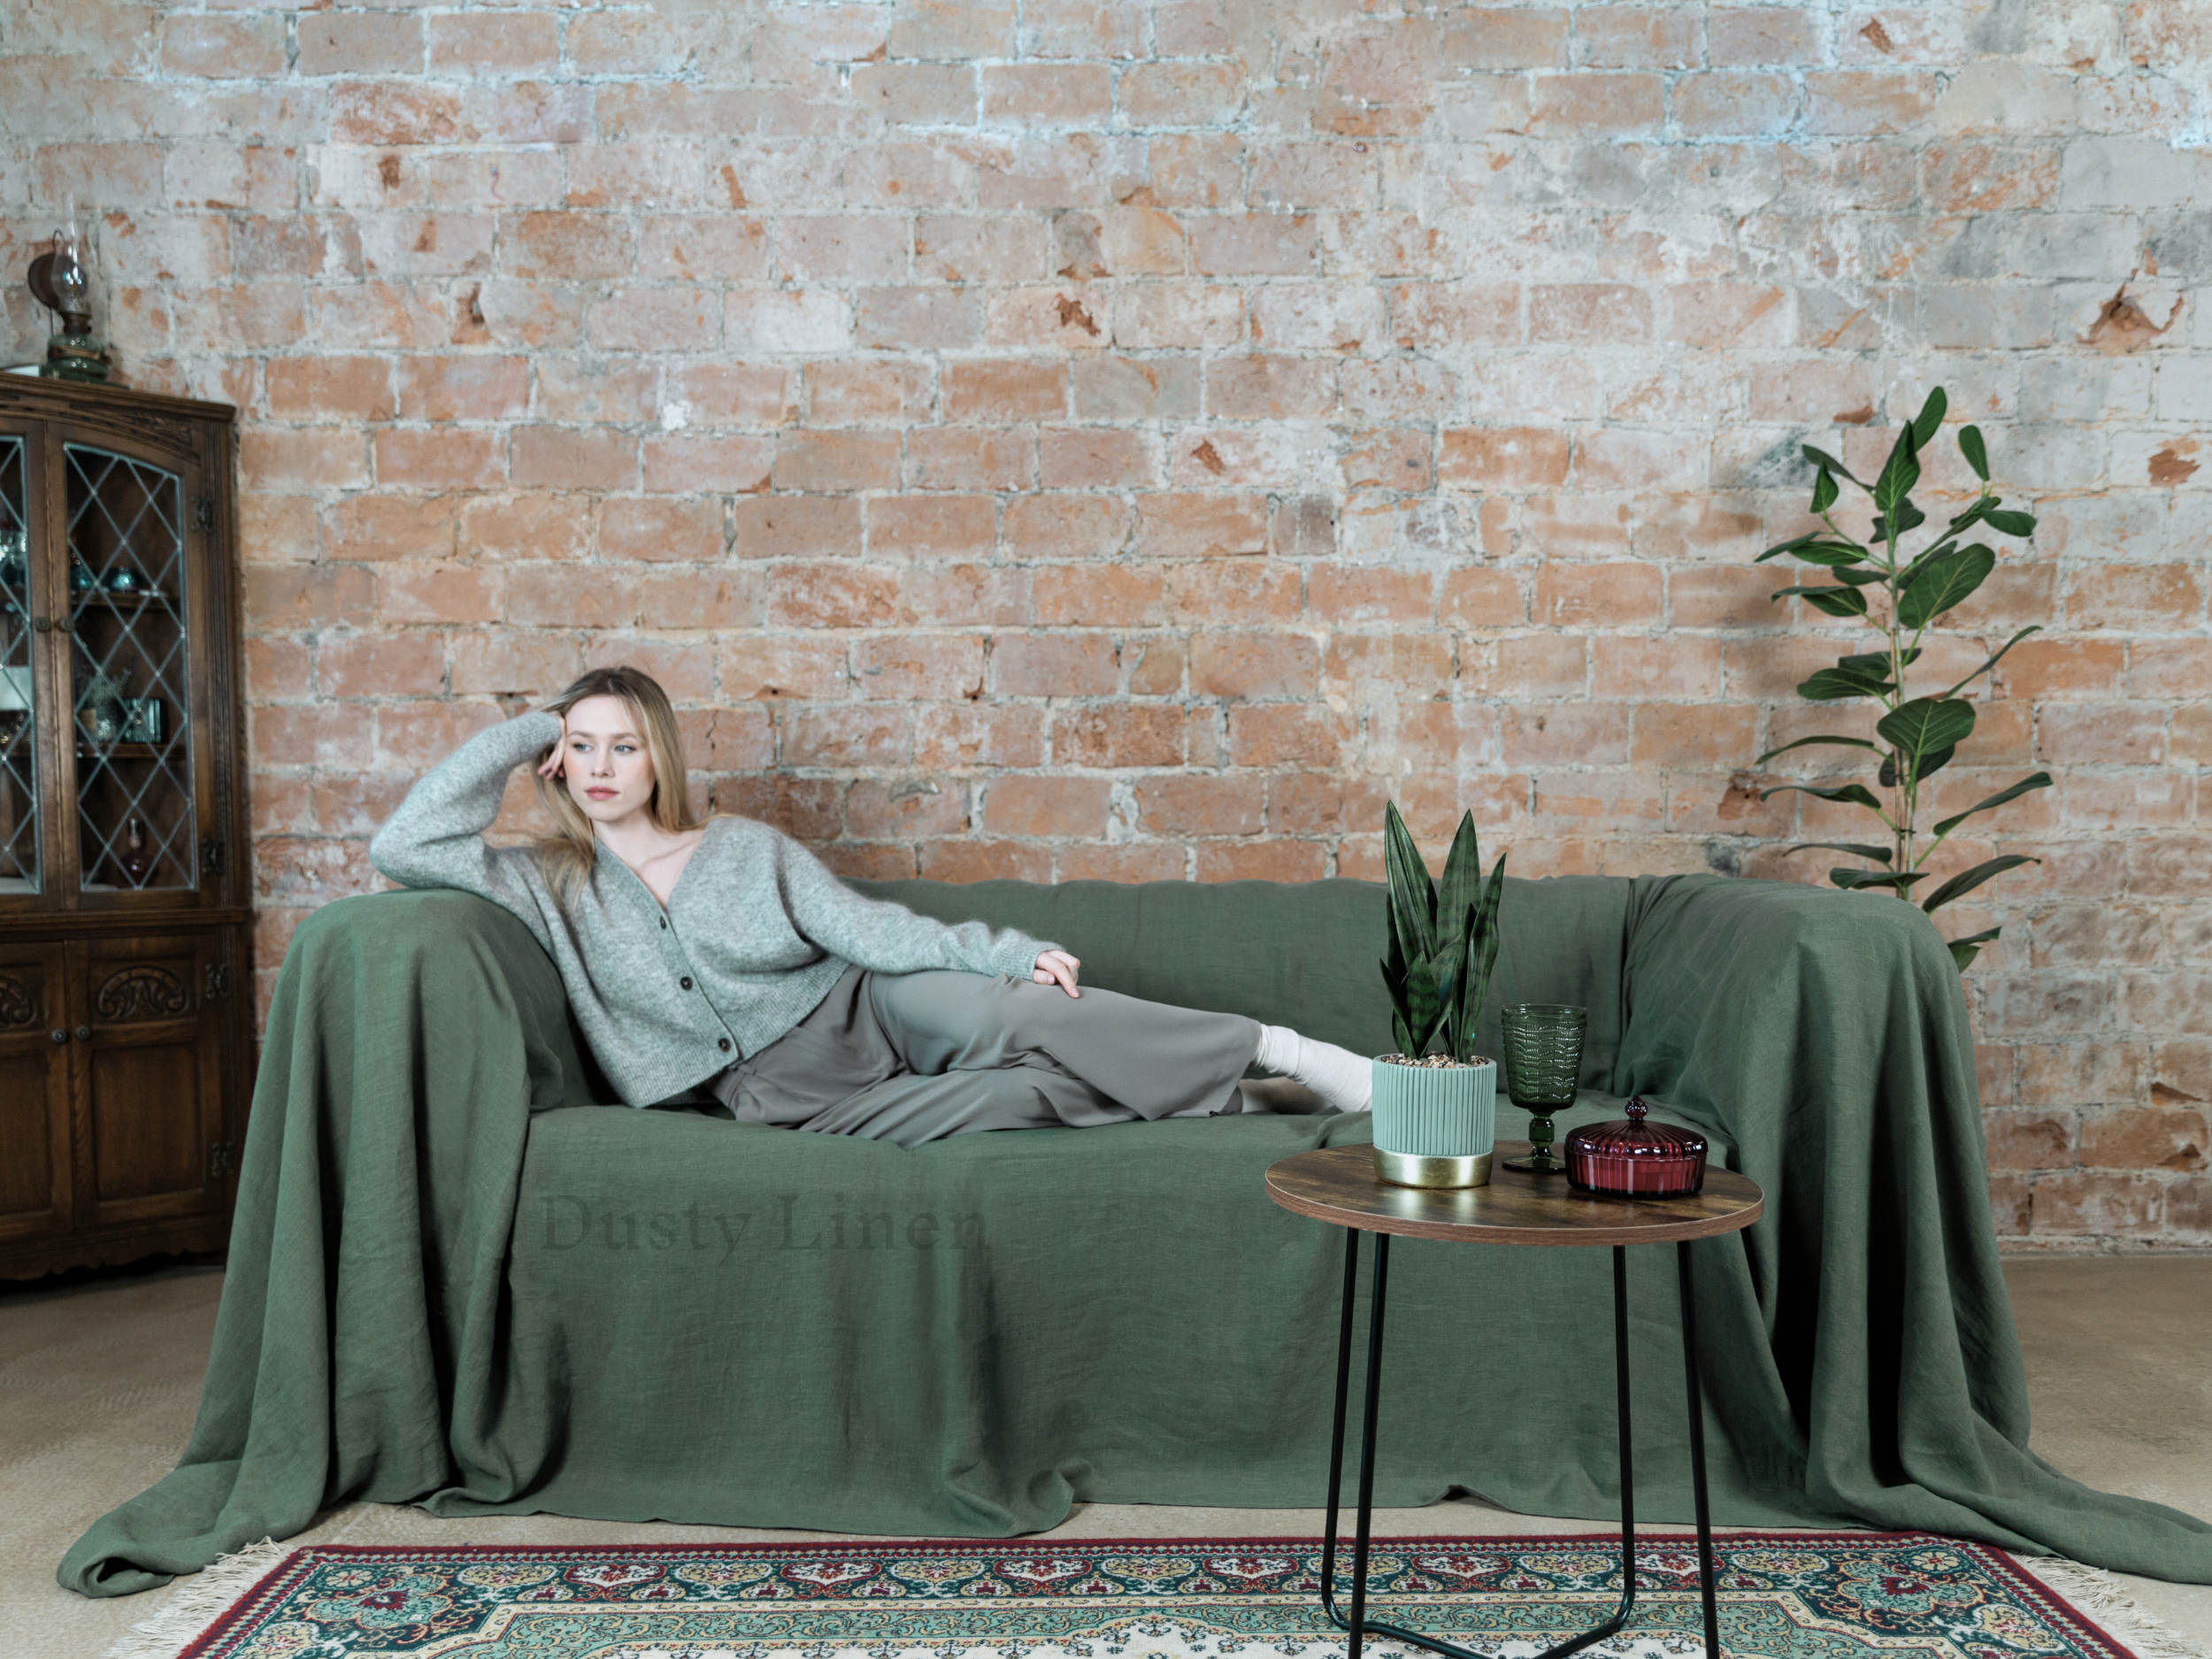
[59,871,2212,1597]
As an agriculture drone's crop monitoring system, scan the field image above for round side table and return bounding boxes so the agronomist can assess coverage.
[1266,1139,1764,1659]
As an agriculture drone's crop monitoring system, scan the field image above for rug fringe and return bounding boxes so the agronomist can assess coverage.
[2021,1555,2208,1659]
[100,1539,294,1659]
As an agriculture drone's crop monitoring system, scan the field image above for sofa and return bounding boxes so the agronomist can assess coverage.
[61,870,2212,1595]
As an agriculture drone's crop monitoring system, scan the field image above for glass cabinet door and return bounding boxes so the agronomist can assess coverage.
[0,437,34,895]
[64,443,196,894]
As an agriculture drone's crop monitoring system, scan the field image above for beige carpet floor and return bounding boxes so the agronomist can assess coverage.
[2,1256,2206,1658]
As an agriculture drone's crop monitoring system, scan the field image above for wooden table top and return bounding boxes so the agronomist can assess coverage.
[1266,1141,1764,1247]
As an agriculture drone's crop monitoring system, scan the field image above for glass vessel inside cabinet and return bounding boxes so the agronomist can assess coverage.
[0,436,35,893]
[65,443,195,891]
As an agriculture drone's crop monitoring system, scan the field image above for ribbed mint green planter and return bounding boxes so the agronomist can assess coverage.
[1371,1057,1495,1156]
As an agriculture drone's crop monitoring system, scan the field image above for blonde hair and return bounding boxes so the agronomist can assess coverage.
[533,665,706,902]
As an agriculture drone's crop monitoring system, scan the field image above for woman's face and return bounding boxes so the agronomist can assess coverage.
[558,694,657,826]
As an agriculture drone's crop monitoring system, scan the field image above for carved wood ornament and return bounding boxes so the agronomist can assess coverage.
[94,964,191,1022]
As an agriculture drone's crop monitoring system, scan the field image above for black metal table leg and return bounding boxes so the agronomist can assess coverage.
[1317,1232,1640,1659]
[1678,1240,1721,1659]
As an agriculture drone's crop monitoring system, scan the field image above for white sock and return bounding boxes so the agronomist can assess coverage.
[1255,1025,1372,1114]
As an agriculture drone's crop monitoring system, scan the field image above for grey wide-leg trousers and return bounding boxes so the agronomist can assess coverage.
[701,965,1264,1148]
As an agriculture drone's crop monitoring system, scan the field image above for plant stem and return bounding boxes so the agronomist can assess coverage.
[1886,512,1911,885]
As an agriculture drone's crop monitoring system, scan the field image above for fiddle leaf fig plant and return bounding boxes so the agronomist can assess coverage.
[1380,802,1506,1061]
[1755,386,2052,972]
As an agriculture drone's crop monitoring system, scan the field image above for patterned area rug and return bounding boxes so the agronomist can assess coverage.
[116,1533,2193,1659]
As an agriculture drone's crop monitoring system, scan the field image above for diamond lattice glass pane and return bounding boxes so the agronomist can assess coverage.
[0,436,34,894]
[65,445,194,892]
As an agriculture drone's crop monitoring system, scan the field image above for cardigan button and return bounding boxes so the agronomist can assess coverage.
[680,976,694,990]
[718,1038,732,1053]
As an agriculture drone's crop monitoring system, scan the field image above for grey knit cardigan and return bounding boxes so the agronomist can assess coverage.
[368,710,1056,1109]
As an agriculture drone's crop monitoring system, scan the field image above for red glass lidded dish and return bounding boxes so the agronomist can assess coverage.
[1565,1097,1708,1196]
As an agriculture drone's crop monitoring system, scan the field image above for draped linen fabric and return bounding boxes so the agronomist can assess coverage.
[60,874,2212,1596]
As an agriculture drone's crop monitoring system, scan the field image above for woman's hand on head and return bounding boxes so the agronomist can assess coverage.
[1032,949,1081,998]
[534,713,568,781]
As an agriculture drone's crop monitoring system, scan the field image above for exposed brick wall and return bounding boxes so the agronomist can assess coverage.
[8,0,2208,1248]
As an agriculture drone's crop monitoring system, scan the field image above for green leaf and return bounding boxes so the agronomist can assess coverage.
[1777,584,1870,618]
[1796,544,1877,569]
[1842,648,1918,671]
[1801,443,1863,484]
[1932,772,2054,838]
[1872,425,1921,514]
[1879,743,1956,787]
[1755,734,1881,764]
[1920,855,2039,916]
[1382,802,1437,964]
[1760,780,1886,811]
[1456,854,1508,1061]
[1877,696,1977,760]
[1959,426,1989,481]
[1799,665,1894,701]
[1870,502,1926,540]
[1947,926,2001,972]
[1811,466,1839,514]
[1911,386,1948,448]
[1829,565,1891,588]
[1434,810,1484,964]
[1785,841,1893,864]
[1939,626,2041,699]
[1985,508,2036,537]
[1394,952,1444,1056]
[1831,867,1931,892]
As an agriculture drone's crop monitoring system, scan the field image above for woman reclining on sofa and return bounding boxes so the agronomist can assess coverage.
[369,664,1369,1148]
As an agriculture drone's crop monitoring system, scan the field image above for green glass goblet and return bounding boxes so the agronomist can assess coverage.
[1500,1003,1586,1173]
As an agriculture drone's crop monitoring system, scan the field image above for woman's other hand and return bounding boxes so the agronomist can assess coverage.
[1033,949,1081,997]
[534,712,568,781]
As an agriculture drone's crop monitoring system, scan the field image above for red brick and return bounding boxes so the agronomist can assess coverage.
[781,705,915,770]
[1441,567,1526,626]
[243,428,372,492]
[1531,285,1652,343]
[919,839,1054,882]
[1528,73,1663,134]
[768,565,902,629]
[1041,430,1156,489]
[1267,772,1394,835]
[510,428,638,491]
[374,430,503,491]
[319,634,448,700]
[1135,493,1268,557]
[642,435,774,496]
[253,703,374,767]
[1196,841,1327,881]
[598,497,724,563]
[1191,631,1319,699]
[988,632,1116,697]
[164,14,287,78]
[1003,495,1132,561]
[1052,705,1189,767]
[1440,426,1571,489]
[983,65,1113,126]
[944,361,1070,424]
[807,362,933,427]
[323,494,456,563]
[377,565,503,626]
[718,639,849,702]
[397,356,528,421]
[244,565,376,630]
[1056,843,1187,882]
[733,496,864,560]
[853,635,984,699]
[449,634,586,697]
[983,775,1110,836]
[459,495,593,564]
[2029,1171,2162,1236]
[1205,355,1337,419]
[265,355,396,422]
[907,430,1035,491]
[904,565,1031,626]
[866,495,996,560]
[429,13,558,74]
[1136,774,1264,836]
[2067,565,2206,631]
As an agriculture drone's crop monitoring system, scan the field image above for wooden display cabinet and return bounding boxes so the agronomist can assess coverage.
[0,375,249,1279]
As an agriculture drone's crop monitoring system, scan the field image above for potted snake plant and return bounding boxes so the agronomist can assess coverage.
[1374,803,1508,1188]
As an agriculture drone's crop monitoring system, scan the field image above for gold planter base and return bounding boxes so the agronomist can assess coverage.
[1373,1147,1494,1189]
